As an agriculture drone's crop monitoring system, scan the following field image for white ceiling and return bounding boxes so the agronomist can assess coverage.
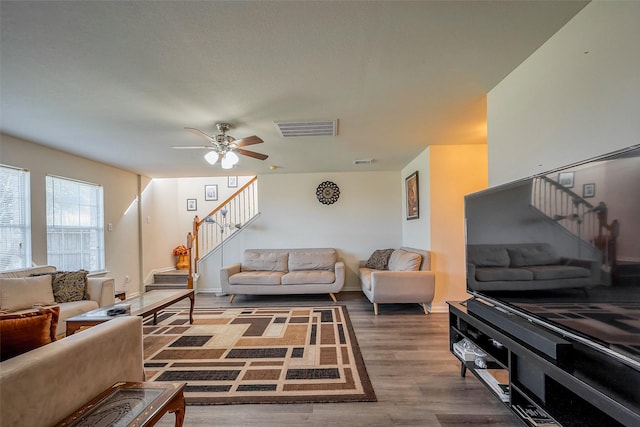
[0,1,588,178]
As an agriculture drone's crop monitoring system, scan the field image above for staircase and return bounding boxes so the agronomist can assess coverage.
[145,269,189,291]
[185,176,260,289]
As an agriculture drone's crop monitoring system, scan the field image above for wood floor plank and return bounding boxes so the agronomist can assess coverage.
[153,291,521,426]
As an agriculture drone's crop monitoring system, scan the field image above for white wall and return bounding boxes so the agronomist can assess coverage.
[401,148,431,248]
[140,175,253,286]
[488,1,640,185]
[1,134,142,295]
[196,171,402,293]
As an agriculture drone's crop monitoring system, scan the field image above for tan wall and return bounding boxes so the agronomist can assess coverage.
[1,134,143,295]
[429,144,488,307]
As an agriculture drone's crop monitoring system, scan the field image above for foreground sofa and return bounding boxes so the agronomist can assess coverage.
[0,316,144,427]
[359,247,436,315]
[220,248,345,302]
[467,243,600,292]
[0,265,115,336]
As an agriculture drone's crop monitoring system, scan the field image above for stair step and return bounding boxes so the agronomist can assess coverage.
[145,282,189,292]
[153,270,189,284]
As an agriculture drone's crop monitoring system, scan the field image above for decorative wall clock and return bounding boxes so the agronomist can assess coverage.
[316,181,340,205]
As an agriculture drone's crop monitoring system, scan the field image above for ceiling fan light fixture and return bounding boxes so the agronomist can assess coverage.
[226,151,239,165]
[204,151,219,165]
[220,153,235,169]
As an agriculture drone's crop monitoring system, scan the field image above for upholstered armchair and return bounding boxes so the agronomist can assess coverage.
[359,247,436,315]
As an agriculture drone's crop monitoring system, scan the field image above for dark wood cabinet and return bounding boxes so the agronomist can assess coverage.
[448,301,640,427]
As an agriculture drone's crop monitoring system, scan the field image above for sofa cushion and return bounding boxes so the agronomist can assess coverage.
[388,249,422,271]
[0,306,60,361]
[282,270,336,285]
[288,250,336,271]
[242,251,288,272]
[0,275,55,312]
[229,271,285,285]
[475,267,534,282]
[0,265,56,279]
[523,265,591,280]
[467,246,510,268]
[508,244,560,267]
[365,249,395,270]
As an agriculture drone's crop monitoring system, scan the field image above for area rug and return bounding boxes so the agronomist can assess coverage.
[142,305,376,405]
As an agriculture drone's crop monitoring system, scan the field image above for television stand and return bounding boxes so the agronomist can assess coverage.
[448,301,640,427]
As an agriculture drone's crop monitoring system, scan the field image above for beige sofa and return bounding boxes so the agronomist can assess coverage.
[220,248,345,302]
[359,247,436,315]
[0,316,144,427]
[0,265,115,336]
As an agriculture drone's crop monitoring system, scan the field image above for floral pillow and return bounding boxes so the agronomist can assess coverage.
[365,249,395,270]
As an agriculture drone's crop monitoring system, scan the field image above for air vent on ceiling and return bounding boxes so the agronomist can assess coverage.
[274,119,337,137]
[353,159,374,165]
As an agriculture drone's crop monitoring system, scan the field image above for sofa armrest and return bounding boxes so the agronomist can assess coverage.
[561,257,601,284]
[220,263,242,292]
[370,270,436,300]
[86,276,115,307]
[334,261,345,289]
[0,316,143,427]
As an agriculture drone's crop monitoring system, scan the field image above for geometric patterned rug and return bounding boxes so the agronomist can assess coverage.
[142,305,376,405]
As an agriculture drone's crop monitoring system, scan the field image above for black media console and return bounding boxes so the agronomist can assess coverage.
[448,300,640,427]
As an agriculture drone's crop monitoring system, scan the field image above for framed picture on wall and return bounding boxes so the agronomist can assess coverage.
[186,199,197,211]
[228,176,238,188]
[583,183,596,198]
[204,184,218,201]
[405,171,419,220]
[557,172,574,188]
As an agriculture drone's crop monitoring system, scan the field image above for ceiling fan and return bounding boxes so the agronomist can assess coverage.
[172,122,268,169]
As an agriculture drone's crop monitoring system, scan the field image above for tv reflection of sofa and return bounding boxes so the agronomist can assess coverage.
[467,243,600,292]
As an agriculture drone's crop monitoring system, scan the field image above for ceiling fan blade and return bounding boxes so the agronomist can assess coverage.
[237,148,268,160]
[185,127,215,142]
[234,135,263,147]
[171,145,216,150]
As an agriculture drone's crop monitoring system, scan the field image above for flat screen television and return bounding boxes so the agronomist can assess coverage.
[465,144,640,372]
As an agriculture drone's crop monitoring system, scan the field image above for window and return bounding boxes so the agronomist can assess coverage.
[46,175,104,272]
[0,165,31,270]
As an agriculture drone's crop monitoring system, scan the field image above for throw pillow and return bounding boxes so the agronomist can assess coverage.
[51,270,90,303]
[0,275,56,312]
[388,249,422,271]
[365,249,395,270]
[0,306,60,361]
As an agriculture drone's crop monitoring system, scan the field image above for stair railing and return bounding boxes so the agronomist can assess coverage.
[186,176,258,288]
[531,176,617,266]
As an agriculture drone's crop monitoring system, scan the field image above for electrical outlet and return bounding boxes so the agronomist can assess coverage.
[107,223,113,231]
[124,275,130,284]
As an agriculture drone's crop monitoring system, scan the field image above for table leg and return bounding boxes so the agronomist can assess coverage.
[188,292,194,324]
[168,390,186,427]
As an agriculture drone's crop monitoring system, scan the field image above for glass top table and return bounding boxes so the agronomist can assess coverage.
[55,382,186,427]
[65,289,194,336]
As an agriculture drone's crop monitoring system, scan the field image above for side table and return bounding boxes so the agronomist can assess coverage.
[55,381,186,427]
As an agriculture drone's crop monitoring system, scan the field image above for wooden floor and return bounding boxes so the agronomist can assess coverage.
[155,291,521,427]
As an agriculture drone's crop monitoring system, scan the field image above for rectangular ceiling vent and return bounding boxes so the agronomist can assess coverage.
[274,119,337,137]
[353,159,374,165]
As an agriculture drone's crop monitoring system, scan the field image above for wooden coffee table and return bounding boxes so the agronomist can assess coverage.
[55,381,186,427]
[66,289,194,336]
